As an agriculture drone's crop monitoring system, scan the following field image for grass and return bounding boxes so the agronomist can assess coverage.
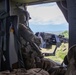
[41,43,68,63]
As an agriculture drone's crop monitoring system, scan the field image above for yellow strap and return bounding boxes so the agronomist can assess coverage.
[10,28,14,32]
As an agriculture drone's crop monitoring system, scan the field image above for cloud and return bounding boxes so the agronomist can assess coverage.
[27,2,67,26]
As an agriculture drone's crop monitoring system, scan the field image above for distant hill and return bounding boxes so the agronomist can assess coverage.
[46,31,64,35]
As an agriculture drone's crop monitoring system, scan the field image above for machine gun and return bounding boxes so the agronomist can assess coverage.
[35,32,62,56]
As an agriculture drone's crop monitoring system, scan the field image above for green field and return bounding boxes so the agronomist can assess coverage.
[41,43,68,63]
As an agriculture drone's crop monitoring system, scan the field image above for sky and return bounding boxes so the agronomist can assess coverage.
[27,2,68,33]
